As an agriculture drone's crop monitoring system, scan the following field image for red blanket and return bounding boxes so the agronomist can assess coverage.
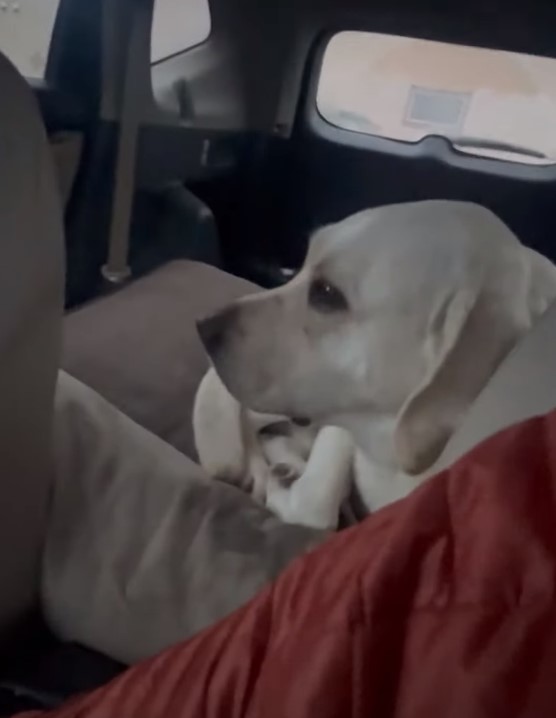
[20,410,556,717]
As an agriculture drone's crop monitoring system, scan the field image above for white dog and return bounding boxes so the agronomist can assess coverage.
[194,201,556,530]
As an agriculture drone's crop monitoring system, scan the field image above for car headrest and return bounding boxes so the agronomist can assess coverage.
[0,53,64,641]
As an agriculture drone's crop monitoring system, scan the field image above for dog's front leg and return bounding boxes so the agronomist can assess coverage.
[266,426,354,530]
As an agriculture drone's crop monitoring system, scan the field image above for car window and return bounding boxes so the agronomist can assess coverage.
[317,31,556,165]
[0,0,60,78]
[151,0,211,64]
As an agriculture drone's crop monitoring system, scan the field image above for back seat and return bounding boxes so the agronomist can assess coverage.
[2,43,556,716]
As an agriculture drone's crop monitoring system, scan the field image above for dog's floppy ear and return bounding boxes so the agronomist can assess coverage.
[394,286,480,476]
[193,367,250,489]
[395,242,556,477]
[305,223,336,264]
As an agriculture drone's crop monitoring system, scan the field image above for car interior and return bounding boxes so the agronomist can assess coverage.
[3,0,556,713]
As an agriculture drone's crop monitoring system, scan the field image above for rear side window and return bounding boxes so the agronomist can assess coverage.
[317,31,556,165]
[0,0,60,78]
[151,0,211,64]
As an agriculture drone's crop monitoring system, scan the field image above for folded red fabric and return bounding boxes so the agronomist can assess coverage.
[19,409,556,718]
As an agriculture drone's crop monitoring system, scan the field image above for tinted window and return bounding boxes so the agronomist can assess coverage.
[0,0,60,78]
[151,0,211,63]
[317,31,556,165]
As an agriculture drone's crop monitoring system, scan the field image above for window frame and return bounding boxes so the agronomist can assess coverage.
[309,29,556,177]
[0,0,62,80]
[150,0,212,67]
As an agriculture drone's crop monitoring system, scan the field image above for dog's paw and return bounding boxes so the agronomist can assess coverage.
[265,473,293,518]
[270,462,300,487]
[264,464,301,520]
[213,471,252,492]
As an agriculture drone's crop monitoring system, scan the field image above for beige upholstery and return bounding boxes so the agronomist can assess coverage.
[63,260,257,459]
[0,55,64,641]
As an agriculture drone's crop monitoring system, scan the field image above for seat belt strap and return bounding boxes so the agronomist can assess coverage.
[101,0,146,284]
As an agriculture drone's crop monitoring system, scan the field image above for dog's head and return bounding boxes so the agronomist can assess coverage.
[198,200,556,475]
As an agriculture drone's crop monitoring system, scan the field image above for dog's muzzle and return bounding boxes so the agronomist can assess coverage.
[196,305,238,357]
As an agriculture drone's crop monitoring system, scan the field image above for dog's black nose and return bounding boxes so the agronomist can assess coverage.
[196,305,238,355]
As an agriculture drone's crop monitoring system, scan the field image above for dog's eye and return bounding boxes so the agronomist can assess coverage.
[308,278,348,313]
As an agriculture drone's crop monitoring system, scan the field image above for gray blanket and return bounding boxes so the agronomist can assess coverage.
[44,372,323,664]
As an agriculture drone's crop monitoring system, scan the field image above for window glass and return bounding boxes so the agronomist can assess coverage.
[151,0,211,64]
[0,0,60,78]
[317,31,556,165]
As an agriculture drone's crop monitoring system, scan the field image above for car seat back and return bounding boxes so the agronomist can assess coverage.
[0,53,64,645]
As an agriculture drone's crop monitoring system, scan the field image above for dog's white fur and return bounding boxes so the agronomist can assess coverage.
[194,367,320,503]
[194,201,556,529]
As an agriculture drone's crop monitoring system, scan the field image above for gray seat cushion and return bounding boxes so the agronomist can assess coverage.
[63,260,257,459]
